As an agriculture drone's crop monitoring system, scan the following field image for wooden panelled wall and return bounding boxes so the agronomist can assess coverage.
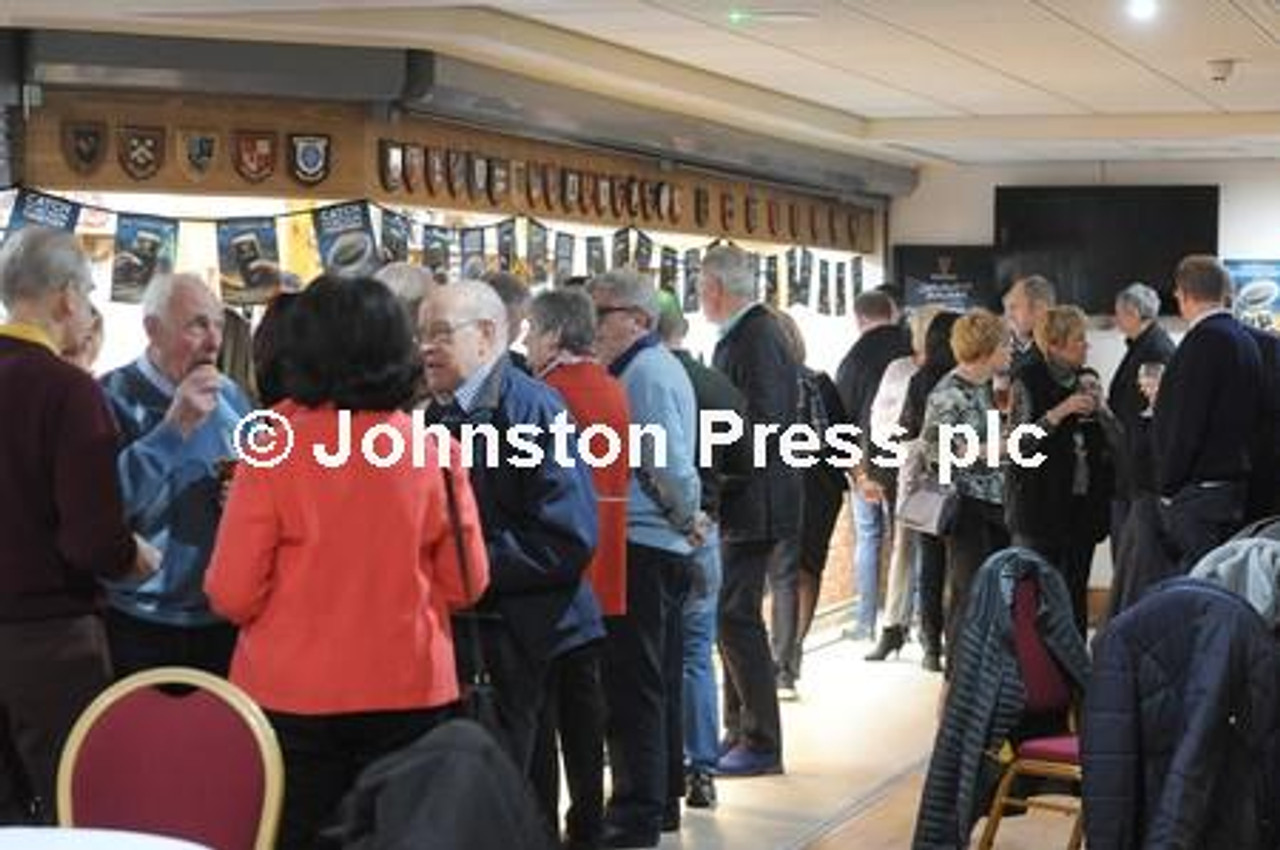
[27,89,878,253]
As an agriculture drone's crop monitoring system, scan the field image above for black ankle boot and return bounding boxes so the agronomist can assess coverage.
[865,625,906,661]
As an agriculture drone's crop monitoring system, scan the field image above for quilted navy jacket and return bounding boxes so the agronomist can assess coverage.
[1083,578,1280,850]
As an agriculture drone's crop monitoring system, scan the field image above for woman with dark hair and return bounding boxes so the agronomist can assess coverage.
[250,291,299,407]
[205,276,490,850]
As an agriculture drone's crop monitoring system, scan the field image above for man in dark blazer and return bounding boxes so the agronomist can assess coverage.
[699,244,800,777]
[1003,274,1057,378]
[1152,255,1264,568]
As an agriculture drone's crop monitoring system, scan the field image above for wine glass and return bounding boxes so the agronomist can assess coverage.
[1137,362,1165,418]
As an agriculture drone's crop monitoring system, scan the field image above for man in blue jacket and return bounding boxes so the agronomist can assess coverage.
[100,272,251,677]
[419,279,600,778]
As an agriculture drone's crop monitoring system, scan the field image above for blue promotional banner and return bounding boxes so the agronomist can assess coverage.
[612,229,631,268]
[112,214,178,304]
[216,217,280,306]
[587,237,606,275]
[635,232,654,271]
[682,248,701,313]
[836,263,848,316]
[660,247,678,291]
[497,219,516,272]
[818,259,831,315]
[422,226,451,277]
[460,227,486,279]
[380,209,411,264]
[554,232,575,283]
[312,202,378,279]
[527,220,548,283]
[5,188,81,235]
[765,256,780,308]
[1225,259,1280,334]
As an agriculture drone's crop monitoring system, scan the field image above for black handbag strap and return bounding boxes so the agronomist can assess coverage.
[440,465,490,687]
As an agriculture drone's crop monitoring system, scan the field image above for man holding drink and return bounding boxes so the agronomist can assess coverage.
[100,272,252,677]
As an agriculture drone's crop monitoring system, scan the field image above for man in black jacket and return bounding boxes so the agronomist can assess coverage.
[833,291,911,640]
[1152,255,1264,568]
[1003,274,1057,378]
[699,244,799,777]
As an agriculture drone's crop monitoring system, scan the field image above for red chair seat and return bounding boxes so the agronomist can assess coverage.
[1017,734,1079,764]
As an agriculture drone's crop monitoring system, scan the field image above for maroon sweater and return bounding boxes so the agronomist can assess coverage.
[0,334,136,622]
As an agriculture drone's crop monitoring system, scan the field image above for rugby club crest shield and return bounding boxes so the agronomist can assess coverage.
[118,126,165,180]
[61,121,107,176]
[289,134,331,186]
[178,130,219,182]
[233,131,278,183]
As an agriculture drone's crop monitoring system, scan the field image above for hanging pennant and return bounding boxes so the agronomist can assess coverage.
[460,227,487,279]
[682,248,702,313]
[422,226,452,276]
[312,202,378,279]
[554,232,575,283]
[4,188,81,234]
[852,255,864,297]
[635,231,654,271]
[765,256,780,308]
[497,218,517,272]
[528,220,549,284]
[789,249,812,307]
[660,247,678,291]
[587,237,606,275]
[818,260,831,315]
[612,228,631,268]
[380,209,411,264]
[835,263,848,316]
[748,253,761,300]
[112,214,178,304]
[217,217,281,306]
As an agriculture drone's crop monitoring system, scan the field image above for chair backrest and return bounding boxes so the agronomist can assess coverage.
[57,667,283,850]
[1011,575,1073,715]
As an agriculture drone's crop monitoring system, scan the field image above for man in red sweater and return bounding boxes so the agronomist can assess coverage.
[0,227,154,823]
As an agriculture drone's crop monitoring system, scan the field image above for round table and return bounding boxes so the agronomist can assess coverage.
[0,827,211,849]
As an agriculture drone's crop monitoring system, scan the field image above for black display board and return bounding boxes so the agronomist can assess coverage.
[894,244,997,311]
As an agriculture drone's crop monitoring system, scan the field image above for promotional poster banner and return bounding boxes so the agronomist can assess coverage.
[312,202,378,279]
[526,220,549,283]
[217,217,281,306]
[852,255,864,297]
[587,237,606,275]
[818,259,831,315]
[894,244,995,311]
[422,226,451,276]
[112,214,178,304]
[765,256,780,308]
[790,249,812,307]
[380,209,411,264]
[682,249,701,313]
[5,188,81,234]
[612,229,631,268]
[1225,259,1280,334]
[460,227,486,279]
[660,247,678,291]
[635,232,654,271]
[836,263,848,316]
[749,253,761,299]
[554,232,575,283]
[497,219,517,272]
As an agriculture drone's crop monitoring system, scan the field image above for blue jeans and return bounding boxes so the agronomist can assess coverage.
[852,490,889,634]
[682,529,722,772]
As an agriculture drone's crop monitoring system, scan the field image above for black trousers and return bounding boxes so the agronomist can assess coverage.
[531,641,606,847]
[0,616,112,824]
[453,615,550,778]
[917,531,946,653]
[602,543,688,839]
[267,705,452,850]
[943,497,1009,677]
[105,608,237,679]
[765,536,801,683]
[1159,481,1247,570]
[718,538,785,756]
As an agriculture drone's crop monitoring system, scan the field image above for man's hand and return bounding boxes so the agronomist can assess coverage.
[165,364,221,438]
[125,534,162,582]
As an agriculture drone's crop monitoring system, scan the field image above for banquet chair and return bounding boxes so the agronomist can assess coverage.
[975,576,1083,850]
[56,667,283,850]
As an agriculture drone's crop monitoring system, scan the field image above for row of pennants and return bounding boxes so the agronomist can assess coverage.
[3,187,864,315]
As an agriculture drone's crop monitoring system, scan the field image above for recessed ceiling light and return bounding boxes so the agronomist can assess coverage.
[727,8,819,25]
[1127,0,1158,21]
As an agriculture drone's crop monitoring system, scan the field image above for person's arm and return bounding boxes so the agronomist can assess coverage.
[633,371,701,533]
[54,378,140,580]
[1151,344,1210,496]
[204,465,279,625]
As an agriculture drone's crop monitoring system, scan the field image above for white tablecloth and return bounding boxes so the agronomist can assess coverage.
[0,827,211,849]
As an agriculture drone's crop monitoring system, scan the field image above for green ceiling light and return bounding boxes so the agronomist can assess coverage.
[727,8,753,25]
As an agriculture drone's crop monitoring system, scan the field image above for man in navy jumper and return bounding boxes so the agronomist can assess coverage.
[100,272,251,677]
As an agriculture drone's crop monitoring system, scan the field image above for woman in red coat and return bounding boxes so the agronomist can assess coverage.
[206,276,489,850]
[525,286,630,850]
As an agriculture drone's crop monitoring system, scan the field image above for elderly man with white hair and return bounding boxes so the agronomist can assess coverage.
[99,272,252,678]
[418,278,601,783]
[0,228,155,822]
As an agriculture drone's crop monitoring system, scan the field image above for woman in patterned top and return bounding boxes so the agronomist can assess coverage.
[921,309,1012,674]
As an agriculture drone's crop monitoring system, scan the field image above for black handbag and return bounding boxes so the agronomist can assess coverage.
[440,467,506,744]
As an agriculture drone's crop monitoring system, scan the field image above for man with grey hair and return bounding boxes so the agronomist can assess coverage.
[418,279,601,785]
[588,269,699,846]
[1108,282,1176,548]
[698,243,797,777]
[100,272,252,677]
[1004,274,1057,376]
[374,261,435,323]
[0,228,155,822]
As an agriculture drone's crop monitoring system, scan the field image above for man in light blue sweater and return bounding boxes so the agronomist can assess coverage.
[100,273,251,677]
[589,269,701,848]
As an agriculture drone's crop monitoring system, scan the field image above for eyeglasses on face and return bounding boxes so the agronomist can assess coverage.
[595,305,635,321]
[420,318,483,344]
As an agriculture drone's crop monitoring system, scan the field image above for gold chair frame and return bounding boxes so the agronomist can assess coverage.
[56,666,284,850]
[975,752,1082,850]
